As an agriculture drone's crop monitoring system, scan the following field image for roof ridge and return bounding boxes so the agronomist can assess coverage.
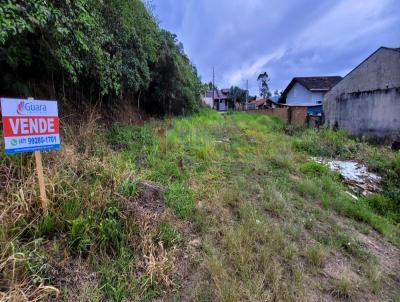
[294,76,342,79]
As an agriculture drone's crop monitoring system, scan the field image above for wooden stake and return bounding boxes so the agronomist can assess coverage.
[35,150,48,215]
[28,97,49,215]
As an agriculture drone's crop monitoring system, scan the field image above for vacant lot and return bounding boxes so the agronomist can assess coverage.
[1,110,399,301]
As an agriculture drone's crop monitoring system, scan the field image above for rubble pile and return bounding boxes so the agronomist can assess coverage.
[313,158,381,197]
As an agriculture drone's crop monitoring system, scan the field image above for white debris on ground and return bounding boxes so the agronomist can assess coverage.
[312,157,382,197]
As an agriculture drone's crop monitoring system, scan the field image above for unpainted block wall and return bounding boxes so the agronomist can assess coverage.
[325,88,400,138]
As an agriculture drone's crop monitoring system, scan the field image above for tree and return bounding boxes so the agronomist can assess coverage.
[257,72,271,99]
[0,0,201,115]
[146,30,201,115]
[228,86,247,105]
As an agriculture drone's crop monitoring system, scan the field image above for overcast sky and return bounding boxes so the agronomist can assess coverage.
[152,0,400,96]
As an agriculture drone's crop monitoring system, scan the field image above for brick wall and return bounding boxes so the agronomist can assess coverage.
[272,108,289,124]
[250,107,307,125]
[290,107,307,125]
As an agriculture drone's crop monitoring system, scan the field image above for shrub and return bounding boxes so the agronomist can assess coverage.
[363,194,399,222]
[293,129,356,157]
[364,152,400,222]
[299,162,329,176]
[380,152,400,215]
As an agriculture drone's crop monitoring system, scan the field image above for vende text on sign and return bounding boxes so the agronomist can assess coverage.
[1,98,60,154]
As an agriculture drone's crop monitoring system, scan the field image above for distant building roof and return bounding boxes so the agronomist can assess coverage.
[206,89,228,100]
[282,76,343,97]
[269,95,280,104]
[249,99,266,107]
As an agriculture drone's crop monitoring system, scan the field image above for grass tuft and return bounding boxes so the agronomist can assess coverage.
[306,245,327,268]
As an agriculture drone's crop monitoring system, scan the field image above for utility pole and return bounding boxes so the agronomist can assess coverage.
[245,79,249,111]
[212,67,215,110]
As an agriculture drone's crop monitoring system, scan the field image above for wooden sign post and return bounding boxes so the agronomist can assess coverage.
[29,98,49,215]
[34,149,49,214]
[0,97,61,215]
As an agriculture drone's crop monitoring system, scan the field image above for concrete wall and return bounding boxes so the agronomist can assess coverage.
[325,88,400,138]
[324,48,400,138]
[286,83,325,105]
[325,48,400,97]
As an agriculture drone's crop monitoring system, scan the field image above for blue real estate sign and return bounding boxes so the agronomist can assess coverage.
[1,98,61,154]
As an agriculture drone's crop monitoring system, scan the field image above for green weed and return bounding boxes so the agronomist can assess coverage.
[166,182,195,219]
[97,207,124,253]
[154,222,182,249]
[69,216,93,254]
[35,215,58,238]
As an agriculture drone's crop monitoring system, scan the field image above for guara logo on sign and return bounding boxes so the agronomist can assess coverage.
[1,98,60,154]
[17,101,47,115]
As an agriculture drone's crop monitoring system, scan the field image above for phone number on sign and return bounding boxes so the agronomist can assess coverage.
[28,136,57,145]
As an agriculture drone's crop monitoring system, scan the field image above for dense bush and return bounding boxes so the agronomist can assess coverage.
[0,0,201,115]
[369,152,400,222]
[293,129,357,158]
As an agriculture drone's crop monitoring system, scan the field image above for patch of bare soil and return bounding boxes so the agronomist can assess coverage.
[355,229,400,276]
[130,180,167,218]
[301,209,400,301]
[322,252,361,282]
[122,180,201,298]
[332,214,400,278]
[48,258,99,301]
[322,213,399,301]
[304,244,378,302]
[120,180,174,232]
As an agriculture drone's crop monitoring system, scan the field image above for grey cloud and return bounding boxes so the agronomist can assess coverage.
[153,0,400,95]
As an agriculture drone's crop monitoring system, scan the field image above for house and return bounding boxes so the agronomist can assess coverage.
[201,94,213,108]
[248,99,266,110]
[268,96,280,108]
[248,97,280,110]
[281,76,342,115]
[324,47,400,139]
[206,89,229,112]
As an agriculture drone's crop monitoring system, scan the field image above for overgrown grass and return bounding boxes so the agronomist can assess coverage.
[1,109,399,301]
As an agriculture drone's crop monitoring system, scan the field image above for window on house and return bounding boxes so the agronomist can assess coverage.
[317,101,322,104]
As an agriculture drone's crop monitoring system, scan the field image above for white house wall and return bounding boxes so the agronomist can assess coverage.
[286,83,324,105]
[202,97,213,108]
